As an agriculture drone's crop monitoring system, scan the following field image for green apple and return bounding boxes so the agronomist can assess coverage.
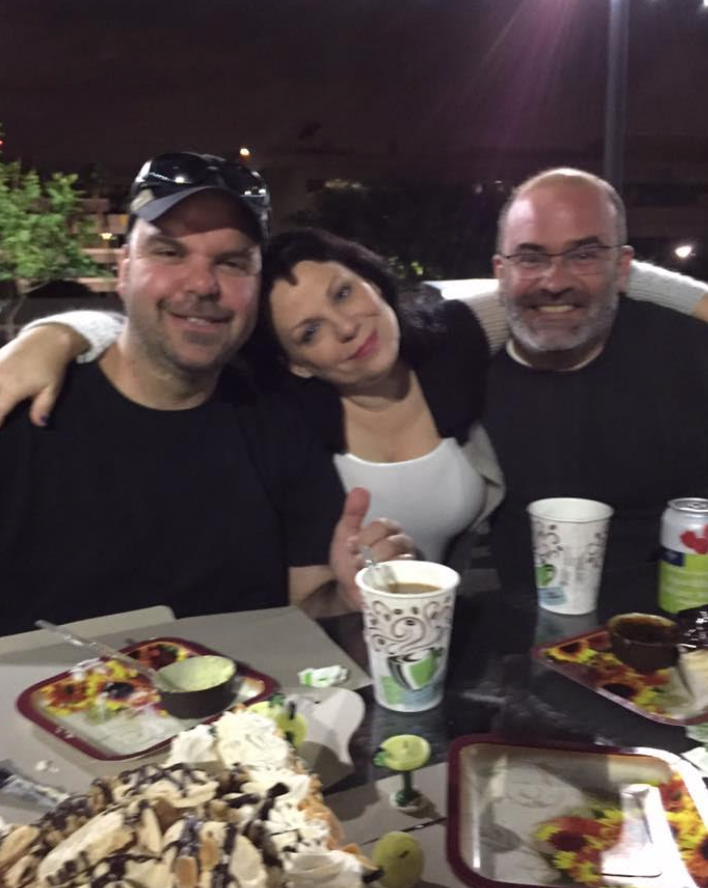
[375,735,431,771]
[372,832,424,888]
[248,699,277,719]
[249,697,307,748]
[274,710,307,748]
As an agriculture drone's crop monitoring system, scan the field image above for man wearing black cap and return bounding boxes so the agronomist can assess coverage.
[0,152,409,634]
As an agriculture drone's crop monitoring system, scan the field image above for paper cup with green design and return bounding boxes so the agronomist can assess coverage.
[357,560,459,712]
[528,497,614,615]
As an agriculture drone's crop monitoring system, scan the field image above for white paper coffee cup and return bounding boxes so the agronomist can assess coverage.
[356,560,459,712]
[527,497,614,615]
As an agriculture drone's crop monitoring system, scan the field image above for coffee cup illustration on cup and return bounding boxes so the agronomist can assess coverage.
[536,563,556,588]
[387,647,443,690]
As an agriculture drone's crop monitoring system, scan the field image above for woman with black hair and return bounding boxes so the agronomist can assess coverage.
[245,227,503,563]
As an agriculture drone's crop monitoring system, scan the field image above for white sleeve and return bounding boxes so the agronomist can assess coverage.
[21,311,125,363]
[458,287,508,354]
[627,260,708,315]
[428,260,708,352]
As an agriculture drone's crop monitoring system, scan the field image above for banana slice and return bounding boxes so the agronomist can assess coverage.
[37,810,133,886]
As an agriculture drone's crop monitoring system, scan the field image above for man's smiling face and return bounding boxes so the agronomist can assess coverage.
[117,191,260,381]
[494,179,633,369]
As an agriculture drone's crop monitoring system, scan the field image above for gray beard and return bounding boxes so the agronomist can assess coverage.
[506,290,619,359]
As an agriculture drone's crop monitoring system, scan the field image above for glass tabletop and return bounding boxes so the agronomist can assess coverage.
[319,561,696,792]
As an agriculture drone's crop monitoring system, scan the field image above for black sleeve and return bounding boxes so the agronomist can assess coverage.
[415,299,491,444]
[242,388,345,567]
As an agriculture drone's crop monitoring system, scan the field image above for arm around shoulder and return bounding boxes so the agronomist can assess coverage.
[22,310,125,362]
[0,323,93,429]
[626,260,708,318]
[431,281,510,354]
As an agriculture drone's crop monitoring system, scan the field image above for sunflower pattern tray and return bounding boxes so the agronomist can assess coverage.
[447,736,708,888]
[533,628,708,725]
[16,636,276,761]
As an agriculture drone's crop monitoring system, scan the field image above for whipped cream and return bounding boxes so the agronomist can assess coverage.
[215,711,292,769]
[166,722,215,767]
[266,796,330,851]
[242,769,312,806]
[286,849,366,888]
[167,710,292,772]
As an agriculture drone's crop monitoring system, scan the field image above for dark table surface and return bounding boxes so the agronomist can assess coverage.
[320,562,698,793]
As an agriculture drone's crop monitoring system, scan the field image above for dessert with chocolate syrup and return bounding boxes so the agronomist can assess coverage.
[0,708,382,888]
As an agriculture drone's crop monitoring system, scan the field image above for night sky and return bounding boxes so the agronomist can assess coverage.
[1,0,707,175]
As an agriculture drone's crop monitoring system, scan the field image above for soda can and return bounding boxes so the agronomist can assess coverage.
[659,497,708,613]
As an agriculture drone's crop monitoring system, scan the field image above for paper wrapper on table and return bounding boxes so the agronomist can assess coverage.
[528,497,613,615]
[357,560,459,713]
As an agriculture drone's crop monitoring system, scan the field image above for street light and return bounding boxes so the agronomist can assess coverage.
[603,1,706,192]
[603,0,630,192]
[674,243,697,260]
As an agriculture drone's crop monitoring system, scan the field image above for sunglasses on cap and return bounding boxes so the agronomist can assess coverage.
[129,152,271,238]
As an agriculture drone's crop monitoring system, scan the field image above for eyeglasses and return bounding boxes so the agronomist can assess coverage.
[130,152,271,235]
[501,244,624,279]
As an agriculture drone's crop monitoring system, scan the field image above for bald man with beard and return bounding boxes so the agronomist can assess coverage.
[483,167,708,589]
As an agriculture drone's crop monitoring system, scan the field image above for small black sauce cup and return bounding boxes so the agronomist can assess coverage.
[155,655,237,719]
[607,613,679,674]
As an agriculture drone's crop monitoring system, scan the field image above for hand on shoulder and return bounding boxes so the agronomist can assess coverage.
[0,324,88,428]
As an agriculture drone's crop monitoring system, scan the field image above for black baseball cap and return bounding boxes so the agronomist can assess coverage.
[128,151,271,241]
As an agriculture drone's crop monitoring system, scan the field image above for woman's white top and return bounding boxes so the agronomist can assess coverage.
[333,438,485,562]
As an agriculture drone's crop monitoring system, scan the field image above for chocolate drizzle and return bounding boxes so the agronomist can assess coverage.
[225,792,261,809]
[89,853,158,888]
[266,782,289,799]
[0,712,372,888]
[164,815,202,858]
[209,823,239,887]
[117,763,211,796]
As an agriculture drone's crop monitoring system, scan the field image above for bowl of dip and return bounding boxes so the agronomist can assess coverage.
[155,655,237,718]
[607,613,678,674]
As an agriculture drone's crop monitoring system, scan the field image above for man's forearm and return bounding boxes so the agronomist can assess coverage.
[288,565,356,619]
[296,580,357,619]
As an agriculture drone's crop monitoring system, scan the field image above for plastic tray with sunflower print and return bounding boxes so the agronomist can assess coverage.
[16,637,277,761]
[447,735,708,888]
[533,628,708,726]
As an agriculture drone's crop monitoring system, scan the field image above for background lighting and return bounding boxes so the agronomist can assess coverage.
[674,243,696,260]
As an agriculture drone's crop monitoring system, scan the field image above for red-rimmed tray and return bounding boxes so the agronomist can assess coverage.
[533,627,708,725]
[16,636,277,761]
[447,734,708,888]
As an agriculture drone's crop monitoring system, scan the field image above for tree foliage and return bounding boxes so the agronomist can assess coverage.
[286,180,505,281]
[0,159,102,284]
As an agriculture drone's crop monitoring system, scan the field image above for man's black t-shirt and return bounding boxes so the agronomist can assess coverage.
[0,362,344,634]
[483,298,708,586]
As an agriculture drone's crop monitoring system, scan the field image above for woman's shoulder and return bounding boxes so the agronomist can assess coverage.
[409,300,489,442]
[399,294,487,367]
[411,298,489,375]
